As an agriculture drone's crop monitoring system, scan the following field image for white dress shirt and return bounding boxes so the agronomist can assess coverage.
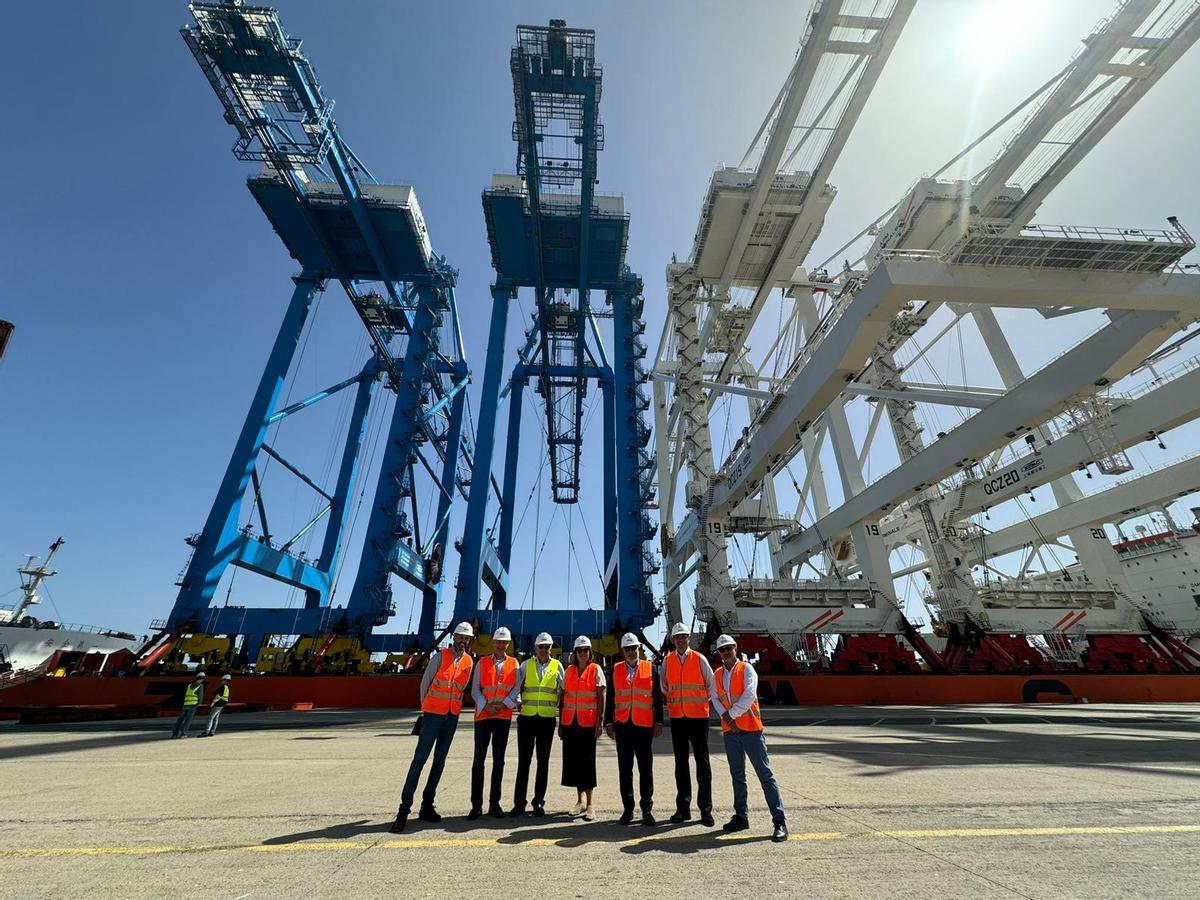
[471,652,513,709]
[715,659,759,719]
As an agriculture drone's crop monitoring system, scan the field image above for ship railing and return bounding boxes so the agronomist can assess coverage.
[1119,354,1200,401]
[962,222,1194,248]
[0,616,139,639]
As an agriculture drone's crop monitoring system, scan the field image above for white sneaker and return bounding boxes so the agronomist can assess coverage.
[570,801,585,817]
[582,807,596,822]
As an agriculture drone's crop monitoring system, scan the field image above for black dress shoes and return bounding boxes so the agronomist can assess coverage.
[772,821,789,842]
[722,815,750,833]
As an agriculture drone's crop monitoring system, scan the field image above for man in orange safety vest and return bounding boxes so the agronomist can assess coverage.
[468,626,517,819]
[713,633,787,843]
[604,632,664,825]
[660,622,717,826]
[391,621,475,833]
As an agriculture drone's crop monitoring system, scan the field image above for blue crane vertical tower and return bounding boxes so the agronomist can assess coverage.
[168,2,470,659]
[454,20,659,643]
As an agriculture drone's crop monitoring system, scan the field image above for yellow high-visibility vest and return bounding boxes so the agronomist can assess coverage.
[519,658,562,718]
[183,682,203,707]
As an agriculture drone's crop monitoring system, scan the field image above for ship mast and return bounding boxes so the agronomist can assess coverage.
[13,537,64,622]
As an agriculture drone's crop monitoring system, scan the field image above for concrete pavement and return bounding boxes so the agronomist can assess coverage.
[3,704,1200,898]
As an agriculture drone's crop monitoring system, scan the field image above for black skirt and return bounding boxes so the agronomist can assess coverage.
[560,722,598,790]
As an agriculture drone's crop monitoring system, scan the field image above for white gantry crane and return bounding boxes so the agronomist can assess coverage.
[654,0,1200,674]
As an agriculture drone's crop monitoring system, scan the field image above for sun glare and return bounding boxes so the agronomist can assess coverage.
[958,0,1043,66]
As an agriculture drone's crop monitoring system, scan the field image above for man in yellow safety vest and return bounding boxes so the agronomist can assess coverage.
[504,632,563,817]
[199,674,232,737]
[171,671,207,738]
[604,633,664,825]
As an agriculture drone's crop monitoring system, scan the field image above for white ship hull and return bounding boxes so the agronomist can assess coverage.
[1112,529,1200,639]
[0,625,141,673]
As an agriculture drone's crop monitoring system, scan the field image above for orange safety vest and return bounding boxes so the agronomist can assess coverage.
[475,654,518,721]
[715,660,763,734]
[613,659,655,727]
[422,648,474,716]
[562,662,601,727]
[664,650,710,719]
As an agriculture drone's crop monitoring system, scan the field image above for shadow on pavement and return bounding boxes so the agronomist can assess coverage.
[496,820,696,848]
[262,819,391,845]
[765,717,1200,781]
[0,731,167,761]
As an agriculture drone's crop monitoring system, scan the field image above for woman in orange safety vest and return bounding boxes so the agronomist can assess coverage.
[559,634,607,821]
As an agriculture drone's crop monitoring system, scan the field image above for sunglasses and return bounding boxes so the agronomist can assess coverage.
[718,646,736,653]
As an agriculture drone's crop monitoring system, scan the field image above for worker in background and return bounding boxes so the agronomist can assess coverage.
[560,635,606,821]
[391,622,476,833]
[199,674,232,737]
[604,633,663,825]
[712,634,788,843]
[505,632,563,817]
[469,626,517,820]
[661,622,716,826]
[171,671,206,738]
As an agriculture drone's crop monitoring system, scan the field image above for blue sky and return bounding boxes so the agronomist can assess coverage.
[2,1,1198,637]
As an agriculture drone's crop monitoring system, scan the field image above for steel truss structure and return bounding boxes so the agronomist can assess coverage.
[454,20,659,644]
[164,2,472,663]
[654,0,1200,674]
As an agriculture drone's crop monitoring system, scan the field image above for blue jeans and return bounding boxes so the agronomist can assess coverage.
[172,705,198,737]
[205,704,225,735]
[723,729,786,825]
[400,713,459,811]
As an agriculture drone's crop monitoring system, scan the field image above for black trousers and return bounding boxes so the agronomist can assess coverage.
[512,715,556,809]
[614,721,655,813]
[470,717,512,809]
[670,716,712,814]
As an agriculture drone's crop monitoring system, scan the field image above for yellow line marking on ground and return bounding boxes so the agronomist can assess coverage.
[3,823,1198,859]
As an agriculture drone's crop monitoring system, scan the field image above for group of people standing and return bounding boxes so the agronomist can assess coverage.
[391,622,789,843]
[170,671,233,738]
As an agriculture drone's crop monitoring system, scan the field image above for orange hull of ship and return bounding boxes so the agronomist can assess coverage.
[0,674,421,712]
[5,672,1200,713]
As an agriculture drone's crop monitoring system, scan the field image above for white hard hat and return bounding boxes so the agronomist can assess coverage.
[670,623,690,638]
[573,635,592,650]
[534,632,553,647]
[620,633,640,649]
[453,622,475,638]
[221,674,232,681]
[195,671,207,679]
[714,634,737,650]
[493,627,512,642]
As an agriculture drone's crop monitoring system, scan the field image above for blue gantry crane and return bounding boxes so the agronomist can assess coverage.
[165,1,471,662]
[454,20,659,643]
